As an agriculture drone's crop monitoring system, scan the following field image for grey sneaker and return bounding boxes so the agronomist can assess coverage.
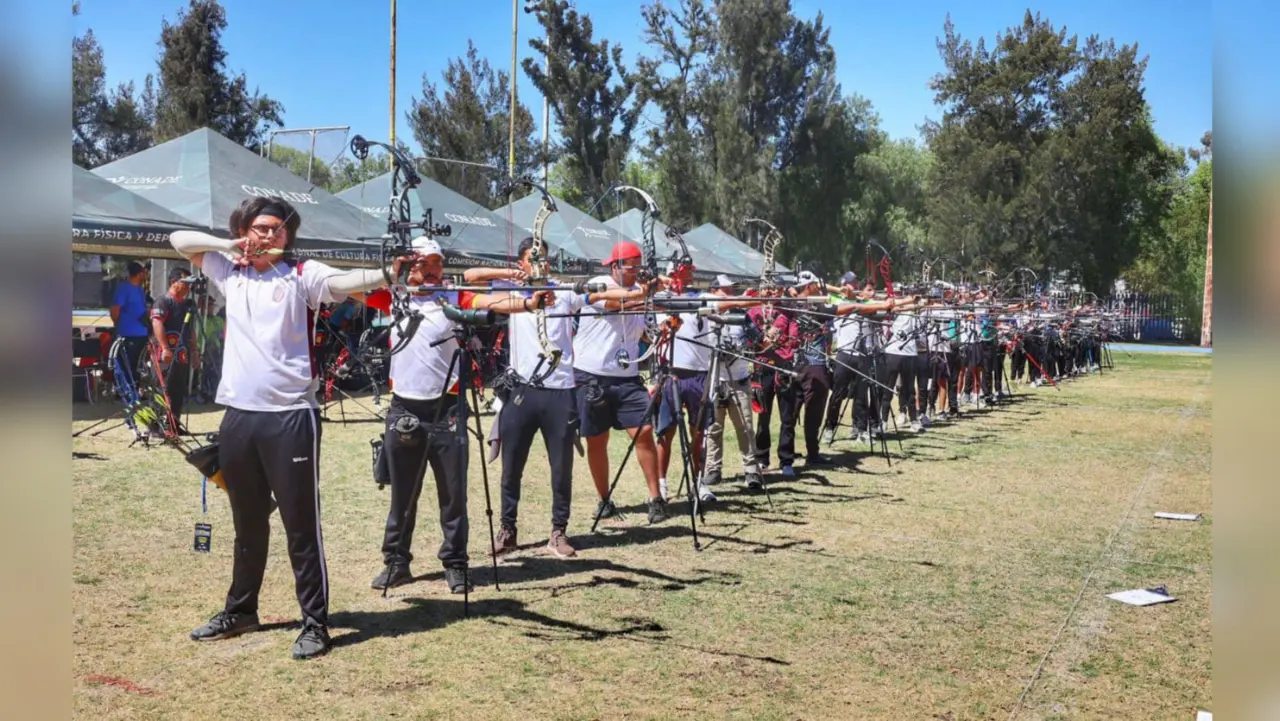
[291,623,330,660]
[444,567,473,594]
[820,426,836,446]
[697,483,717,502]
[744,471,763,490]
[647,496,669,524]
[190,610,260,641]
[546,529,577,558]
[594,498,618,520]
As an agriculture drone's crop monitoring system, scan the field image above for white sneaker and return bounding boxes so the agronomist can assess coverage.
[911,420,924,433]
[898,412,909,427]
[697,483,717,503]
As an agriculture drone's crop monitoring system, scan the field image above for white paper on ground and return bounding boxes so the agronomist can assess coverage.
[1196,711,1211,721]
[1154,512,1201,521]
[1106,587,1177,606]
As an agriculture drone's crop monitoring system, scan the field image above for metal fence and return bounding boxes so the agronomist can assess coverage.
[1071,291,1201,344]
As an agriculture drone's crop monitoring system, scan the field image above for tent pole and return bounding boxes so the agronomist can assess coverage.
[390,0,397,148]
[509,0,518,178]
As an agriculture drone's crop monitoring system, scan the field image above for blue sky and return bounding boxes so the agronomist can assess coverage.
[74,0,1213,160]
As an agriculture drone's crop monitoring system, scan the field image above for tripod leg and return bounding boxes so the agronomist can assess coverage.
[468,382,500,592]
[589,376,667,533]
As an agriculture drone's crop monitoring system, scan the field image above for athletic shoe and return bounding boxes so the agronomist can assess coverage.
[190,611,260,641]
[444,567,472,594]
[898,412,909,427]
[291,623,330,660]
[493,525,518,557]
[919,414,932,427]
[647,497,669,524]
[594,499,618,520]
[701,470,723,486]
[847,425,861,440]
[697,483,717,503]
[371,562,414,590]
[911,420,924,434]
[857,431,871,444]
[807,454,831,466]
[820,427,836,446]
[546,529,576,558]
[780,465,796,478]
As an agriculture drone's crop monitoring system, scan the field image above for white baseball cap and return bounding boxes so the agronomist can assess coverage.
[793,270,822,288]
[411,236,443,258]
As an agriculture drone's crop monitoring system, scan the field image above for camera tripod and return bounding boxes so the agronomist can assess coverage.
[588,319,706,551]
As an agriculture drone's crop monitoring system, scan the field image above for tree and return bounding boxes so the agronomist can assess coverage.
[407,40,539,208]
[264,145,334,191]
[523,0,639,217]
[924,11,1180,292]
[73,18,155,167]
[634,0,717,226]
[152,0,283,148]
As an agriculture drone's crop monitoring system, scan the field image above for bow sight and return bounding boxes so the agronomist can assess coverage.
[350,135,453,355]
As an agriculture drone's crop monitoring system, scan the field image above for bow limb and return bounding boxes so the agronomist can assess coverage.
[745,217,783,291]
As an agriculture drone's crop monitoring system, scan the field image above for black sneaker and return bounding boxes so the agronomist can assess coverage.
[647,496,669,524]
[190,610,260,641]
[444,567,473,595]
[371,562,414,590]
[594,498,618,520]
[291,623,330,660]
[807,454,831,466]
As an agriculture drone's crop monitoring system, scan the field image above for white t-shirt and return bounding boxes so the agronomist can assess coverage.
[710,303,751,382]
[387,292,462,401]
[961,313,983,344]
[203,253,342,412]
[926,310,954,353]
[884,313,919,357]
[663,292,713,372]
[832,313,866,355]
[505,285,587,389]
[573,275,647,377]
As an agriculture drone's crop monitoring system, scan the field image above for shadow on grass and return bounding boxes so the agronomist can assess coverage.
[328,596,789,666]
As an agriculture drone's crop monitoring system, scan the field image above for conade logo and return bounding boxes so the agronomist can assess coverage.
[241,185,319,204]
[443,213,496,227]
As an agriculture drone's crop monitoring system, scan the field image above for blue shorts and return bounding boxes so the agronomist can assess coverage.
[574,370,653,437]
[655,371,712,436]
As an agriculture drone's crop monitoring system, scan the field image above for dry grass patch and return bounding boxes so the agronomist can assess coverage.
[72,353,1211,719]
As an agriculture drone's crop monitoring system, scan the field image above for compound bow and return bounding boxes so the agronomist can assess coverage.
[349,135,452,356]
[608,184,694,368]
[497,176,562,384]
[866,238,895,298]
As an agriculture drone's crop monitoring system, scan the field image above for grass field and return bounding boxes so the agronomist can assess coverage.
[71,353,1212,720]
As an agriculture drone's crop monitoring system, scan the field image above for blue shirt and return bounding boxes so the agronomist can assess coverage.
[111,281,149,338]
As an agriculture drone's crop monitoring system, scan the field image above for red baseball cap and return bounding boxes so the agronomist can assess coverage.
[604,241,643,265]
